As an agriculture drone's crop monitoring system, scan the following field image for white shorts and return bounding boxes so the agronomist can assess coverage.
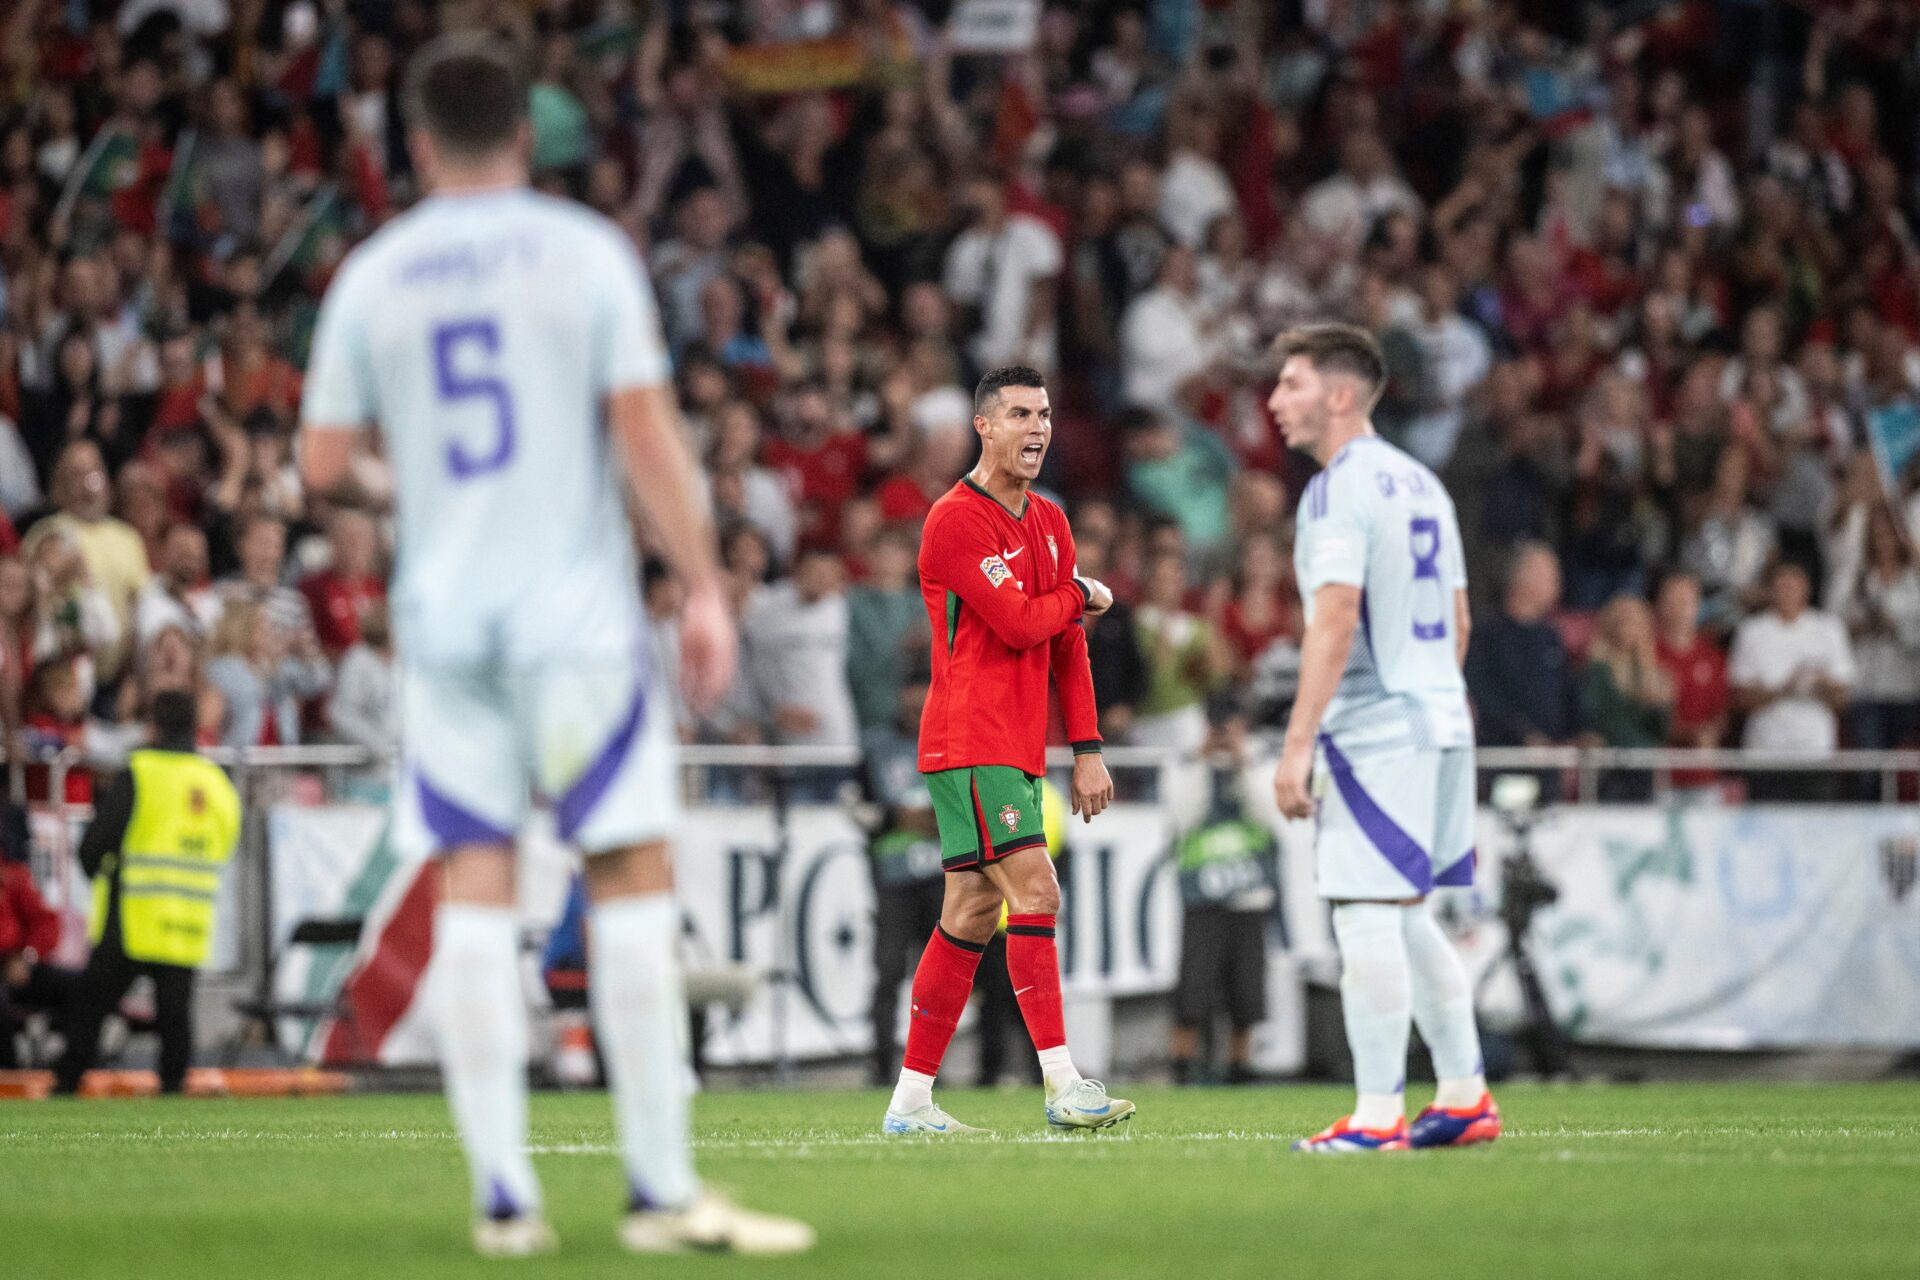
[1311,738,1475,900]
[394,652,678,858]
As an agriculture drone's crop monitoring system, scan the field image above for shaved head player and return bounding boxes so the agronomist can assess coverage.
[882,365,1134,1136]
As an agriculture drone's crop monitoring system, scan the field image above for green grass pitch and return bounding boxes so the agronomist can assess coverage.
[4,1083,1918,1279]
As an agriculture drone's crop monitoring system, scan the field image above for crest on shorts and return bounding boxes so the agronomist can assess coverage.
[998,804,1022,834]
[1046,534,1058,567]
[980,555,1012,588]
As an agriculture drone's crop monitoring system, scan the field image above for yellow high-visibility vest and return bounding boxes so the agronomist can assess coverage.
[90,749,242,968]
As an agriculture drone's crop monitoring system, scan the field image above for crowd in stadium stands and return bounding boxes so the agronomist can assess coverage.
[2,0,1920,800]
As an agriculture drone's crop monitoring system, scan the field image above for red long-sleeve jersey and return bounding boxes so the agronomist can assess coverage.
[917,479,1101,776]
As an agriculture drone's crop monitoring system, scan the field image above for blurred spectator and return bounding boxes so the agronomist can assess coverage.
[197,79,264,245]
[1132,552,1223,752]
[0,407,41,522]
[24,443,145,678]
[1653,572,1731,767]
[872,422,970,529]
[298,507,384,661]
[1121,406,1235,560]
[1466,544,1576,748]
[1211,532,1300,684]
[134,522,216,645]
[1074,531,1147,743]
[1,847,72,1069]
[845,526,923,738]
[204,601,328,749]
[1158,100,1235,251]
[111,624,222,752]
[653,186,738,353]
[1120,244,1216,415]
[22,655,96,802]
[24,528,118,681]
[0,556,35,723]
[943,173,1063,375]
[1402,263,1492,470]
[742,547,856,750]
[327,600,395,756]
[707,401,797,564]
[1729,563,1854,799]
[1829,505,1920,752]
[762,383,866,553]
[1581,595,1673,801]
[1301,127,1420,259]
[214,514,315,643]
[1680,446,1776,629]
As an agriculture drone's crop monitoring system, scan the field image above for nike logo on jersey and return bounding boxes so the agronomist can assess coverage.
[1001,546,1025,561]
[1015,986,1034,997]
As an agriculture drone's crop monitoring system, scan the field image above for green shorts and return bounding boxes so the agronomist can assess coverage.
[924,765,1048,872]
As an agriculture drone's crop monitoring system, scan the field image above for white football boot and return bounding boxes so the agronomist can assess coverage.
[620,1188,815,1256]
[472,1214,559,1258]
[881,1101,991,1135]
[1044,1079,1135,1131]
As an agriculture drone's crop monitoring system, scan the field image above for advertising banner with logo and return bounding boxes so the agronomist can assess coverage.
[273,799,1920,1064]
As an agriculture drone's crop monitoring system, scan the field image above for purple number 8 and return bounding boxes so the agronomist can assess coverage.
[1410,515,1447,641]
[432,318,516,479]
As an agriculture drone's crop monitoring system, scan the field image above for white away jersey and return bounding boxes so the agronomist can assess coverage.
[301,189,669,664]
[1293,434,1472,755]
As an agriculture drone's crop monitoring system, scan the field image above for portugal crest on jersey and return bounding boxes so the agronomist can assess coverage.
[999,804,1022,834]
[1046,534,1058,567]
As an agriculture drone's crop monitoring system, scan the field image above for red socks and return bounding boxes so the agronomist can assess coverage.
[901,926,985,1077]
[900,916,1067,1077]
[1005,913,1066,1052]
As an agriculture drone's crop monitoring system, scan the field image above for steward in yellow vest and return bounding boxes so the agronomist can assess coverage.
[55,692,241,1095]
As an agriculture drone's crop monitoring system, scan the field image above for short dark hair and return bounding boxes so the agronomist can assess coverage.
[403,33,527,163]
[1272,323,1387,397]
[150,690,197,745]
[974,365,1047,416]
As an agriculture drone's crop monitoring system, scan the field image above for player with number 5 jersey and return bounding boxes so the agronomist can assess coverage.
[1267,324,1500,1156]
[298,33,810,1260]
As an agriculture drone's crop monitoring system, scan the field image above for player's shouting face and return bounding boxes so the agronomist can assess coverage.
[976,383,1053,482]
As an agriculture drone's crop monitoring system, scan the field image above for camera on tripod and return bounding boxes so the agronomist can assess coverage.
[1484,773,1574,1079]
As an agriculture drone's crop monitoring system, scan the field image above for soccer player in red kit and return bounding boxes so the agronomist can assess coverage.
[881,366,1135,1135]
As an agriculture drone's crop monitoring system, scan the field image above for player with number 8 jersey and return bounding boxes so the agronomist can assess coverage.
[1267,324,1499,1156]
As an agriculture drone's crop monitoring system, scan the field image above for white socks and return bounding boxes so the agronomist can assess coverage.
[888,1068,935,1116]
[1332,902,1411,1129]
[1038,1045,1082,1099]
[428,904,542,1219]
[590,893,699,1212]
[886,1047,1081,1114]
[1403,903,1488,1108]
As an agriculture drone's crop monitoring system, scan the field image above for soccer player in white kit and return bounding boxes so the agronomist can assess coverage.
[298,34,812,1255]
[1266,325,1502,1153]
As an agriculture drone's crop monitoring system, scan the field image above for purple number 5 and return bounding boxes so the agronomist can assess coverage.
[432,318,516,479]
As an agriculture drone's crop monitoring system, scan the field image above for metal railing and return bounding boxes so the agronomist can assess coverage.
[15,739,1918,1069]
[1475,746,1920,805]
